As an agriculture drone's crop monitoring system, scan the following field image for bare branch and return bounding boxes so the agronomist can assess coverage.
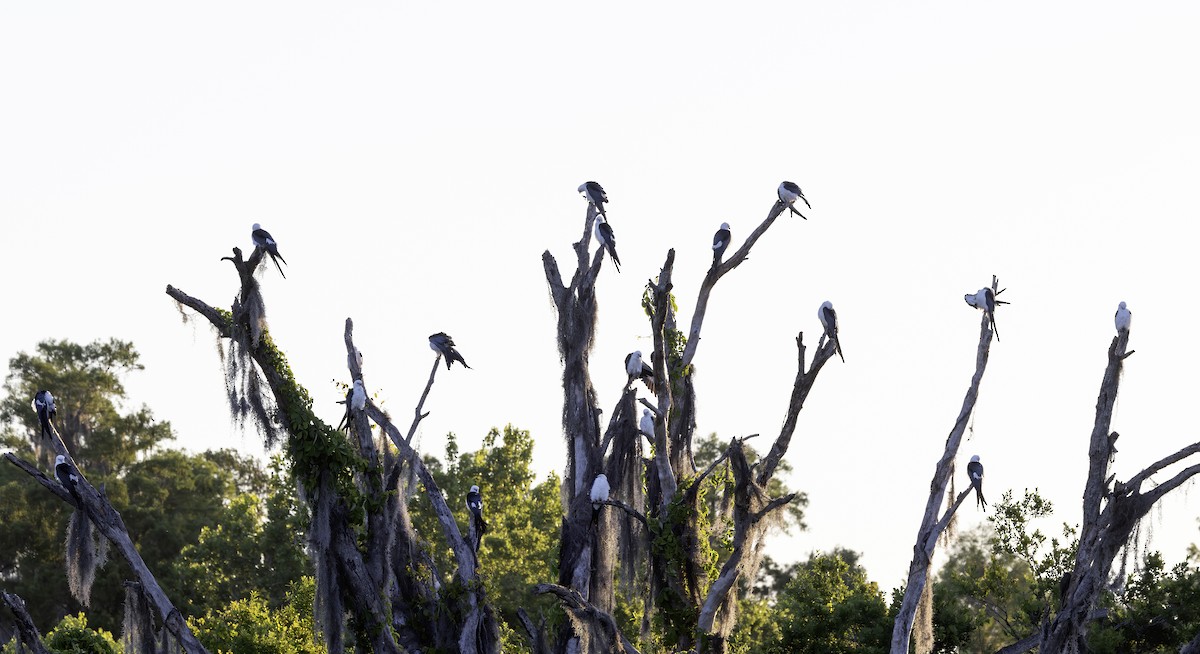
[0,591,50,654]
[533,584,640,654]
[600,499,648,527]
[4,447,210,653]
[165,285,230,335]
[407,356,441,444]
[891,281,997,653]
[756,332,838,486]
[680,201,787,367]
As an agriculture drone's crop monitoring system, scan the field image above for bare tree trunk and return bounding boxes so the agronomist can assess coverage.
[168,247,497,653]
[1040,325,1200,651]
[891,277,1000,654]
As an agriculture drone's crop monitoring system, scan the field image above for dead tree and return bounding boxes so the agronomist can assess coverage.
[0,591,51,654]
[1036,319,1200,652]
[167,245,498,653]
[3,428,208,652]
[540,194,837,653]
[890,276,1000,654]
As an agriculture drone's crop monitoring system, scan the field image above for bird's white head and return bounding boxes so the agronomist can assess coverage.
[354,379,364,389]
[970,455,980,463]
[1118,301,1127,310]
[720,222,730,230]
[820,300,833,311]
[470,485,480,494]
[56,454,67,465]
[577,183,587,194]
[252,223,262,231]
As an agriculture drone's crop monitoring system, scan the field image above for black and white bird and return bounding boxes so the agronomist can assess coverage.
[590,473,610,523]
[429,332,470,370]
[578,181,608,218]
[466,485,487,550]
[1115,301,1131,334]
[32,390,56,439]
[639,408,655,440]
[777,181,811,219]
[818,301,845,363]
[250,223,288,278]
[967,455,986,510]
[55,454,82,506]
[964,287,1004,341]
[594,216,621,272]
[712,222,731,266]
[625,351,655,392]
[337,379,367,431]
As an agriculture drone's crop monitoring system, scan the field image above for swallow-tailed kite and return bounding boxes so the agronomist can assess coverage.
[578,181,608,218]
[967,455,986,510]
[712,222,731,265]
[429,332,470,370]
[1115,301,1131,334]
[639,408,655,440]
[777,181,811,219]
[466,484,487,550]
[964,288,1003,341]
[337,379,367,431]
[32,390,56,439]
[625,351,655,392]
[590,473,610,522]
[250,223,288,278]
[55,455,81,506]
[594,216,621,272]
[818,301,845,363]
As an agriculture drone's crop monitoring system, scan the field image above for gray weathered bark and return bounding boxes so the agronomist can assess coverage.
[168,246,497,653]
[4,444,208,653]
[1039,323,1200,652]
[891,277,1000,653]
[0,591,51,654]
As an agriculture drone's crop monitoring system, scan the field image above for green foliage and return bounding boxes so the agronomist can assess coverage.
[769,551,891,653]
[256,331,369,527]
[0,338,171,474]
[188,581,325,654]
[1087,552,1200,653]
[410,426,562,630]
[175,456,308,616]
[43,613,120,654]
[693,433,808,539]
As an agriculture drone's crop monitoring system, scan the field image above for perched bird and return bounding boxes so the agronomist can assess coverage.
[428,332,470,370]
[32,390,56,439]
[712,222,731,265]
[466,485,487,551]
[594,216,621,272]
[777,181,811,219]
[337,379,367,431]
[639,408,655,440]
[590,473,611,523]
[250,223,288,278]
[625,351,655,392]
[818,301,845,363]
[55,454,82,506]
[964,287,1003,341]
[1115,301,1131,334]
[967,455,987,510]
[578,181,608,218]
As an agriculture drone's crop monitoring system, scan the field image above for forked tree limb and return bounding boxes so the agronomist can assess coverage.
[890,277,999,653]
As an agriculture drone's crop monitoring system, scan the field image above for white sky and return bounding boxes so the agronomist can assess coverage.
[3,2,1199,593]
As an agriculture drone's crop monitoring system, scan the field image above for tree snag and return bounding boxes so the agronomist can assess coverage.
[890,276,1001,654]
